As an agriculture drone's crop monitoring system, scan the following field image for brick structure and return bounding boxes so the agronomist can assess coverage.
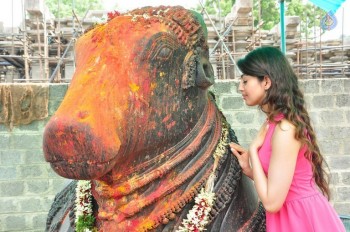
[0,84,69,232]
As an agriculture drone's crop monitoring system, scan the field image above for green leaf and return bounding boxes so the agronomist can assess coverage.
[76,214,96,232]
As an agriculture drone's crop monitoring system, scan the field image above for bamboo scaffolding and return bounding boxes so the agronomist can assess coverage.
[0,0,348,83]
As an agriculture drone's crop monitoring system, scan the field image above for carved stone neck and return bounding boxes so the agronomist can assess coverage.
[92,98,222,231]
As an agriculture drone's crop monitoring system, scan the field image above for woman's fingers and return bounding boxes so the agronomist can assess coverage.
[230,147,241,158]
[230,146,251,174]
[229,142,246,154]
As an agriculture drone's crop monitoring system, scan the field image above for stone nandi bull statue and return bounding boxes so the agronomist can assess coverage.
[43,6,265,232]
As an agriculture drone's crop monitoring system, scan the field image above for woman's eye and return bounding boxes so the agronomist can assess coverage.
[243,80,247,84]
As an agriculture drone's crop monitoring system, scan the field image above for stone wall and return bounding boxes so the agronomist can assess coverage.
[0,84,69,232]
[0,80,349,231]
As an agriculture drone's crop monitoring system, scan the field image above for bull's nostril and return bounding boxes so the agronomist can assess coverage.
[78,111,89,119]
[203,62,214,78]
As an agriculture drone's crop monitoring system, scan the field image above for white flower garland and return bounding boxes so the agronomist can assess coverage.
[177,189,215,232]
[75,180,96,232]
[177,126,229,232]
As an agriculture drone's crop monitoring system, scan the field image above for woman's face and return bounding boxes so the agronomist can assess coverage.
[238,75,267,107]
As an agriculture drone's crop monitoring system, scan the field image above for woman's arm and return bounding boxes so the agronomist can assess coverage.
[230,121,269,179]
[249,119,301,213]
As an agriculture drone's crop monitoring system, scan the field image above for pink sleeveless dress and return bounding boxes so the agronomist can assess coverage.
[258,115,345,232]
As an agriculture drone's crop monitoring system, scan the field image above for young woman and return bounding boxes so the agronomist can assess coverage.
[229,46,345,231]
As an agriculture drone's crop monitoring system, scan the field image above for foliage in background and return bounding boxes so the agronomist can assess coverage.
[286,0,326,36]
[195,0,326,35]
[195,0,236,16]
[46,0,102,18]
[253,0,279,31]
[46,0,326,37]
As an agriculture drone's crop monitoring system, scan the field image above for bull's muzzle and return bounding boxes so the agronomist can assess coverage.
[43,117,118,179]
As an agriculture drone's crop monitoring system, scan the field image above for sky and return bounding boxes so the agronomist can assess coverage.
[0,0,349,39]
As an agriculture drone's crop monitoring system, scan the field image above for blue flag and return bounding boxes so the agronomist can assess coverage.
[308,0,346,13]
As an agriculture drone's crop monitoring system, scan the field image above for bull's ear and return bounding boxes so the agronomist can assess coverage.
[181,48,214,90]
[181,51,196,89]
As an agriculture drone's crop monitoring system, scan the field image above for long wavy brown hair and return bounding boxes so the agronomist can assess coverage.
[237,46,330,199]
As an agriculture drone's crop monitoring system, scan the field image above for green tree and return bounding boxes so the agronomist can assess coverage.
[195,0,279,30]
[45,0,103,18]
[195,0,236,16]
[286,0,326,36]
[254,0,280,30]
[195,0,326,32]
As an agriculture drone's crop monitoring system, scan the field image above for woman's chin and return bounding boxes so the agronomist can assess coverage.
[244,100,256,107]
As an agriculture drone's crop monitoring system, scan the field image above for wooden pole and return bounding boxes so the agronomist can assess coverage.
[22,0,30,81]
[36,15,43,80]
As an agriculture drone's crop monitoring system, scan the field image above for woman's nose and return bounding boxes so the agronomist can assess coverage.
[238,81,244,92]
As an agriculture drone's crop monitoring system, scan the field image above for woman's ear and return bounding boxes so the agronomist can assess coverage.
[264,76,272,90]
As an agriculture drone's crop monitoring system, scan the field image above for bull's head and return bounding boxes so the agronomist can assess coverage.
[43,6,215,180]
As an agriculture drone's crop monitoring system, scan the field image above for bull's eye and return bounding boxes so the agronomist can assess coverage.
[141,33,179,62]
[155,46,172,60]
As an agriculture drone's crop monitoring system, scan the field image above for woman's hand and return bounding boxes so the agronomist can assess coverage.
[229,143,253,179]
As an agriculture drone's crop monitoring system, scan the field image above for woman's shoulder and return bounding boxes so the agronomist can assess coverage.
[277,119,296,132]
[270,113,296,132]
[272,119,301,151]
